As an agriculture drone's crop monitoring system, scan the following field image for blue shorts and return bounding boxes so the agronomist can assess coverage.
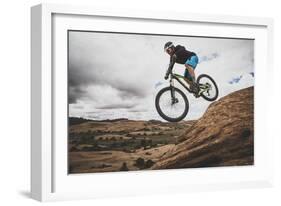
[184,55,199,80]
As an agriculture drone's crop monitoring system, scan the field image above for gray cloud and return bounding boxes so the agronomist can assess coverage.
[68,31,254,120]
[199,52,219,63]
[69,86,88,104]
[68,32,153,104]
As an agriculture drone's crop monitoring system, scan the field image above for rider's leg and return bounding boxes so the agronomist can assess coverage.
[185,64,196,82]
[184,55,199,95]
[185,55,198,82]
[183,70,193,86]
[184,65,196,87]
[184,68,198,94]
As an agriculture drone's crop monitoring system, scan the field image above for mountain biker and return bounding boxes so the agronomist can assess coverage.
[164,41,199,96]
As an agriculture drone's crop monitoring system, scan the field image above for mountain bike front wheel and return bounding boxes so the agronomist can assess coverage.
[155,86,189,122]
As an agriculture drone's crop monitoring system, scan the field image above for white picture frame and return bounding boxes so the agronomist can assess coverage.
[31,3,274,202]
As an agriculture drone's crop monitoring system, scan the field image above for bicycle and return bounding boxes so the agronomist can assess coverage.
[155,71,219,122]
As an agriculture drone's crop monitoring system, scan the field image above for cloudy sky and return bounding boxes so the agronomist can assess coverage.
[68,31,254,121]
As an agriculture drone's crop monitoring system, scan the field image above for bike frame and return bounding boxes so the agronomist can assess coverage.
[169,73,192,93]
[169,72,212,99]
[168,73,191,104]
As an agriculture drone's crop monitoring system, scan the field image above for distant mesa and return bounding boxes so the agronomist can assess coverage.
[148,119,162,124]
[69,117,129,125]
[98,118,129,122]
[69,117,91,126]
[69,117,168,125]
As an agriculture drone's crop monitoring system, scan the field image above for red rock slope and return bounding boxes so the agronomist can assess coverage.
[153,86,254,169]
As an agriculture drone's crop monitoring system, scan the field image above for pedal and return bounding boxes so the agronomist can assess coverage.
[193,93,200,98]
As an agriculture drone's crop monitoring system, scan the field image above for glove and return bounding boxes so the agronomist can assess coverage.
[164,73,169,80]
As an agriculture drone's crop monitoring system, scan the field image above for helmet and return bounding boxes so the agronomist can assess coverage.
[164,41,174,52]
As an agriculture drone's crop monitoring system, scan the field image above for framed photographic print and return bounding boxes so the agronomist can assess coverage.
[31,3,274,202]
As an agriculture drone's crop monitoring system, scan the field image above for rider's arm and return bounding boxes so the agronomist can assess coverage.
[165,54,177,79]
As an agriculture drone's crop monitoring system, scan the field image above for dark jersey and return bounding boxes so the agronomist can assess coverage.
[166,45,196,74]
[172,45,196,64]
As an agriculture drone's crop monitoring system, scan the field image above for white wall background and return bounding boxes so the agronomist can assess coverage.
[0,0,280,205]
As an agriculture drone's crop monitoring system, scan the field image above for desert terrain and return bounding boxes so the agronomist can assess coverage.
[69,86,254,173]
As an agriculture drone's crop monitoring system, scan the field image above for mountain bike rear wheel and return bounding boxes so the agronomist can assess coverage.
[197,74,219,101]
[155,86,189,122]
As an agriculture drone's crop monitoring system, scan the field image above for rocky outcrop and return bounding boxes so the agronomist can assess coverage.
[153,87,254,169]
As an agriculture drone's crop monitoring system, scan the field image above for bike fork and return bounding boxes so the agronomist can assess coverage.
[170,78,178,104]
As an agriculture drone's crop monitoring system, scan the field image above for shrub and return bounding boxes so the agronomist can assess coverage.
[141,139,146,149]
[120,162,129,171]
[145,159,155,168]
[135,157,145,169]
